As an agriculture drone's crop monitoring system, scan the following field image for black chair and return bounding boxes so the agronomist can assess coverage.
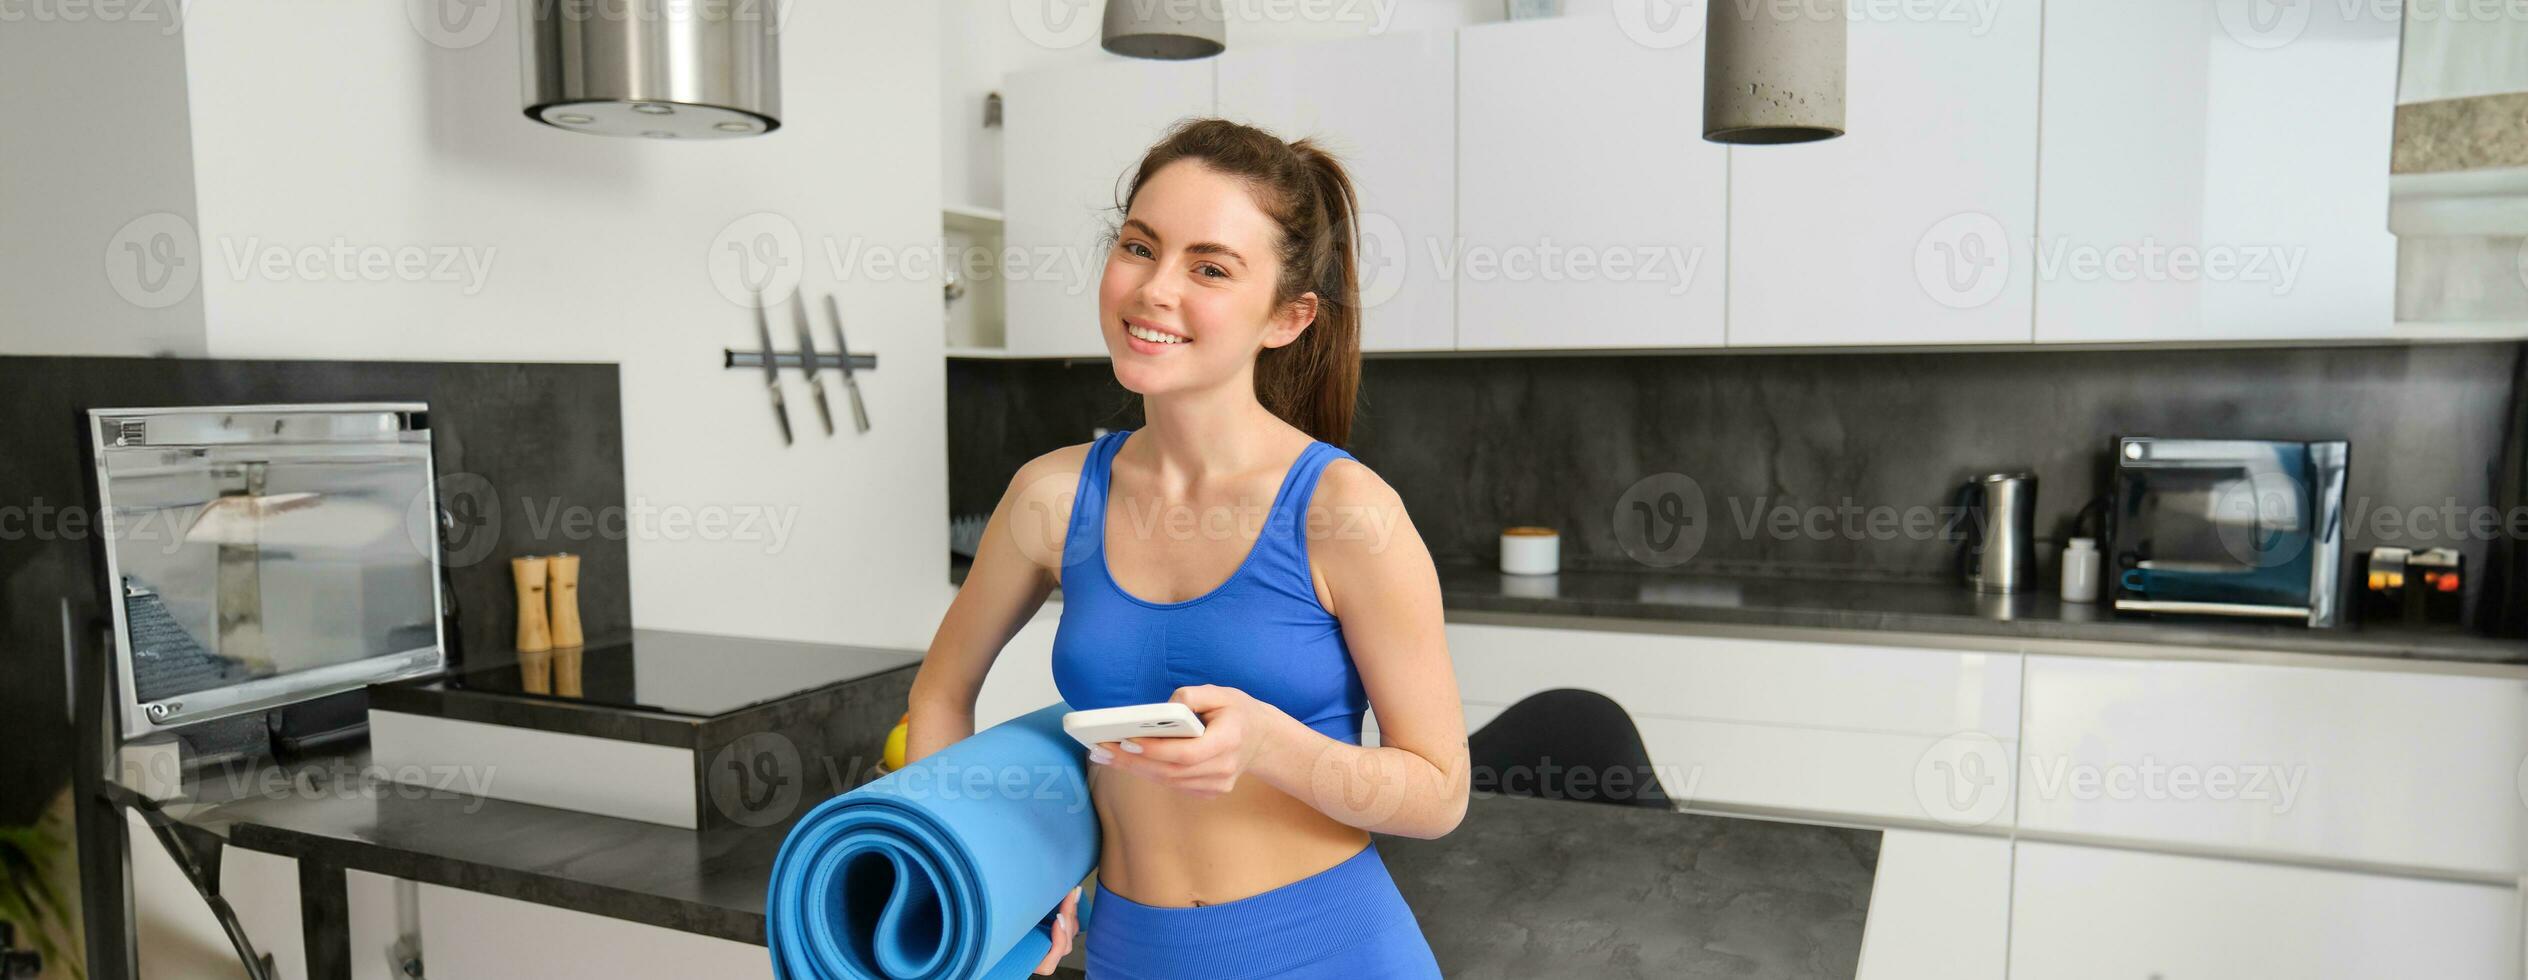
[1467,688,1671,809]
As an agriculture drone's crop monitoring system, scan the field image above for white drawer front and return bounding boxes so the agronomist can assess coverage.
[1446,622,2021,738]
[2018,655,2528,876]
[1857,831,2012,980]
[2010,841,2519,979]
[1462,699,2018,828]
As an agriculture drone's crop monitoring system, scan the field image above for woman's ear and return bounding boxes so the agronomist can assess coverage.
[1262,291,1318,350]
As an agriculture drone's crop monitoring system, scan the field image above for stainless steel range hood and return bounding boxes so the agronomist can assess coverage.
[522,0,782,139]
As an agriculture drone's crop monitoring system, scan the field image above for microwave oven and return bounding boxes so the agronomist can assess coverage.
[2107,437,2350,628]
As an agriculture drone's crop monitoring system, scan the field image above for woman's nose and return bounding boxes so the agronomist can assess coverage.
[1134,265,1180,309]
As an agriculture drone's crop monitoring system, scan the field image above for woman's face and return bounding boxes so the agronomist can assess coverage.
[1098,158,1315,397]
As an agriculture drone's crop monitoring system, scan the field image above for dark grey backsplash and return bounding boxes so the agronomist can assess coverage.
[950,343,2523,592]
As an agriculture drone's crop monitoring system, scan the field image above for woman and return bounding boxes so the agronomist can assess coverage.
[904,117,1469,979]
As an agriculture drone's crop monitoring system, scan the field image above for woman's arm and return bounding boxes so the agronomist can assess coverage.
[1069,458,1469,838]
[904,446,1087,765]
[1252,460,1470,839]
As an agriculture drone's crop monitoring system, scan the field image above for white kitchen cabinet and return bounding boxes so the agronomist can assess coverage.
[1727,0,2042,347]
[2009,840,2519,979]
[130,832,406,980]
[2017,654,2528,877]
[1455,17,1727,350]
[1856,830,2011,980]
[1002,58,1214,358]
[1446,623,2021,826]
[973,605,1066,729]
[2035,0,2400,342]
[420,884,771,980]
[1217,33,1457,351]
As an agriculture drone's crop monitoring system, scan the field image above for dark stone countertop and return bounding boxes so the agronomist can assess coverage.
[175,761,1876,979]
[951,555,2525,665]
[1431,563,2528,666]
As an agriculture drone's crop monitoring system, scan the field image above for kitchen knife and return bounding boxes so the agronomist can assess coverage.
[790,291,836,436]
[824,294,871,433]
[753,291,793,446]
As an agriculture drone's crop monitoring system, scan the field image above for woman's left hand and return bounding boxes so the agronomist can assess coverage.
[1090,685,1288,798]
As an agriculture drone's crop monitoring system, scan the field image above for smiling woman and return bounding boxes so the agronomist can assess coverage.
[907,118,1466,980]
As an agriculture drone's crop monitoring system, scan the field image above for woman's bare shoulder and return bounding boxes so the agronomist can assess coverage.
[995,441,1101,571]
[1009,440,1097,493]
[1304,456,1415,558]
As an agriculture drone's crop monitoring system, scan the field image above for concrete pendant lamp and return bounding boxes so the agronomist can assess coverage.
[523,0,782,139]
[1703,0,1846,144]
[1102,0,1227,60]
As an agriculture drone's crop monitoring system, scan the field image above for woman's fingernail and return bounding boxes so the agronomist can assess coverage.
[1119,739,1144,754]
[1088,747,1113,765]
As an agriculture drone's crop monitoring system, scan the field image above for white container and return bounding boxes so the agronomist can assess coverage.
[1500,526,1561,576]
[2060,537,2101,603]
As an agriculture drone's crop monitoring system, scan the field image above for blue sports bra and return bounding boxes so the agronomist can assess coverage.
[1050,428,1371,745]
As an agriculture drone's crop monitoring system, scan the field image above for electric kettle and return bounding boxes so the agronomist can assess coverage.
[1952,472,2039,594]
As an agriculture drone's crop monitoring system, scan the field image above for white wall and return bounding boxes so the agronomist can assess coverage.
[940,0,1505,211]
[175,0,949,648]
[0,1,209,355]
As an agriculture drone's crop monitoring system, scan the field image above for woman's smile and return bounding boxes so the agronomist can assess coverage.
[1121,315,1191,354]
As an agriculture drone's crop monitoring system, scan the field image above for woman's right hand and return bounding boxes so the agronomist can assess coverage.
[1033,885,1083,975]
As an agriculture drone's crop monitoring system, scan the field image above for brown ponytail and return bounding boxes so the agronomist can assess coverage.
[1116,118,1364,447]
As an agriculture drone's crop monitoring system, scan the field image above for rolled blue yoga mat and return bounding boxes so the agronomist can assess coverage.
[768,702,1101,980]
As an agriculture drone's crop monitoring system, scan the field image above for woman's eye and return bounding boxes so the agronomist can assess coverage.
[1197,264,1227,279]
[1123,241,1152,258]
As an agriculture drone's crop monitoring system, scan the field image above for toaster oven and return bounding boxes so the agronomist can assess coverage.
[2107,437,2349,628]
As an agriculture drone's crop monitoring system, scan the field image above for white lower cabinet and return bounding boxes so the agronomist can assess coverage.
[1447,622,2021,826]
[1857,830,2012,980]
[419,885,770,979]
[972,604,1065,729]
[2018,654,2528,878]
[2009,840,2520,979]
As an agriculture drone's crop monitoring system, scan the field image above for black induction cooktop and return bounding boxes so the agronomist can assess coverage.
[378,628,922,719]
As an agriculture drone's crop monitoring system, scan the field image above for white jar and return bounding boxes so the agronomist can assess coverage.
[2060,537,2101,603]
[1500,526,1561,576]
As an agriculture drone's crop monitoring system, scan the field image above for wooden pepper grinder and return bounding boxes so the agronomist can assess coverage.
[547,552,584,649]
[512,556,551,653]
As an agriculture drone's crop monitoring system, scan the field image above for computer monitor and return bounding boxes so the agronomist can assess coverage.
[88,403,448,741]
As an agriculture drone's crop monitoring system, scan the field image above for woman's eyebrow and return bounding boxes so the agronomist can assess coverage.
[1121,218,1246,267]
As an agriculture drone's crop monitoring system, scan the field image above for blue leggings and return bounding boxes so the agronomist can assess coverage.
[1082,841,1441,980]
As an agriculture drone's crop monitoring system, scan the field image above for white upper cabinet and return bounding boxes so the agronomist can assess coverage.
[1727,0,2042,347]
[1002,58,1215,358]
[1217,32,1457,352]
[2035,0,2400,342]
[1456,16,1727,350]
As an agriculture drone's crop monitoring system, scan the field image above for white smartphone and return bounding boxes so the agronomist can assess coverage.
[1062,702,1205,750]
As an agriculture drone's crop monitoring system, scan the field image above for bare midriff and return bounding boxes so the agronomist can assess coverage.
[1087,755,1371,908]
